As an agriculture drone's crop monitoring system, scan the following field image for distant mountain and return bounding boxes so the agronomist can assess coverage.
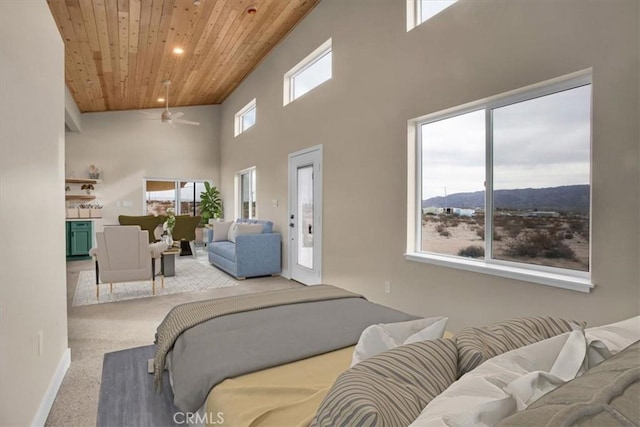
[422,184,589,212]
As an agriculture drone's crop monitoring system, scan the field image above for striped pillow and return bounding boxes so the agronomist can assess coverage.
[311,338,457,427]
[454,316,584,378]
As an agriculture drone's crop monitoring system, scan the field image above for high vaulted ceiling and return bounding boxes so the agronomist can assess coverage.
[47,0,319,113]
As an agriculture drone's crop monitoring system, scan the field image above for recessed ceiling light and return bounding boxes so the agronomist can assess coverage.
[157,97,165,103]
[246,5,257,14]
[173,47,184,55]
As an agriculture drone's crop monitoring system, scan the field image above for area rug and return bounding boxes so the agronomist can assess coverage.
[73,257,237,306]
[97,345,179,427]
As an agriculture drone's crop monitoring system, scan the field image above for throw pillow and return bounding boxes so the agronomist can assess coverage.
[229,223,263,243]
[454,316,584,378]
[212,221,233,242]
[351,316,448,366]
[311,338,458,427]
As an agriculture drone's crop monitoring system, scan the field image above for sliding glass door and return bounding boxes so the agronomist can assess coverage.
[144,179,208,216]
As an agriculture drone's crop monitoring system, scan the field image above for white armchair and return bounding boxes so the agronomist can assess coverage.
[89,226,168,299]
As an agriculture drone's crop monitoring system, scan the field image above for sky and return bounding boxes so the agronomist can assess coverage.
[421,84,591,200]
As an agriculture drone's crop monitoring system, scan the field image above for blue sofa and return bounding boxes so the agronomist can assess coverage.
[206,219,281,279]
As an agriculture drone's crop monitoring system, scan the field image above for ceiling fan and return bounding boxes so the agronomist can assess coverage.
[141,80,200,126]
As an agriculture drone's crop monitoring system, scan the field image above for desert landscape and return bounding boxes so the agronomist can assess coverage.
[422,211,589,272]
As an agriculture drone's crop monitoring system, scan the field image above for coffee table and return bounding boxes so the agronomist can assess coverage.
[161,247,181,277]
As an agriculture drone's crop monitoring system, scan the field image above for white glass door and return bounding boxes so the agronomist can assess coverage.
[288,146,322,285]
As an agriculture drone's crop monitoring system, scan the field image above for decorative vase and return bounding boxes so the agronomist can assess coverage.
[164,231,173,247]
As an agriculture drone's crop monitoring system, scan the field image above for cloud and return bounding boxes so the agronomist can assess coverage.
[421,84,591,199]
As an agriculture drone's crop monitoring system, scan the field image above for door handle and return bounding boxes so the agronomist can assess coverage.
[308,224,312,234]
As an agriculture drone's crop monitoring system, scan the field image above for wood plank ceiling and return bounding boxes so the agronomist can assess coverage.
[47,0,320,113]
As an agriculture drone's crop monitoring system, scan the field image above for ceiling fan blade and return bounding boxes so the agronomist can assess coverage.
[173,119,200,126]
[171,112,184,119]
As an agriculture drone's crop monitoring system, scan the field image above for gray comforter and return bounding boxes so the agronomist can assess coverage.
[168,296,419,412]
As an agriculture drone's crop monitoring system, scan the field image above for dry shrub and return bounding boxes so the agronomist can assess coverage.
[505,230,576,260]
[458,245,485,258]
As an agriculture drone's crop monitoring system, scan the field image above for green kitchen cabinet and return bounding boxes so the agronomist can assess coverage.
[66,221,93,258]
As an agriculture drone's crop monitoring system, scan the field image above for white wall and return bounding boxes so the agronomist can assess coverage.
[219,0,640,330]
[65,105,221,226]
[64,86,82,132]
[0,1,69,425]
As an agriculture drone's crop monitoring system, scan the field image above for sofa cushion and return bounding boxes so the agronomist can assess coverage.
[229,223,263,243]
[211,241,236,261]
[212,221,233,242]
[236,218,273,234]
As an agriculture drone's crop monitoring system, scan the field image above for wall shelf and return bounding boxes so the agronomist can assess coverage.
[65,194,96,200]
[65,178,99,184]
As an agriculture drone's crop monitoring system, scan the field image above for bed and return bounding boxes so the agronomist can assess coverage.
[153,285,421,419]
[154,286,640,427]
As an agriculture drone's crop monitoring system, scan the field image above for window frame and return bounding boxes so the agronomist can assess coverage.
[234,98,257,137]
[407,0,458,31]
[283,38,332,106]
[406,70,593,293]
[236,167,257,220]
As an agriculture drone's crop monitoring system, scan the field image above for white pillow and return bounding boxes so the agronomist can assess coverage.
[585,315,640,354]
[409,331,578,426]
[212,221,233,242]
[228,223,263,243]
[351,316,448,367]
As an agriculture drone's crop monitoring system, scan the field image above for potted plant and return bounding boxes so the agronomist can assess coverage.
[200,182,223,224]
[88,164,102,180]
[81,183,94,194]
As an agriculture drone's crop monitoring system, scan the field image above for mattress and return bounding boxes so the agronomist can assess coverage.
[204,346,355,427]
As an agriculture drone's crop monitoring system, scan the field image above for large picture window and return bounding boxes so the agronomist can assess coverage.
[408,72,592,291]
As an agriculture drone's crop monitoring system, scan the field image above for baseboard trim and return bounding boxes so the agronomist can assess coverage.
[31,348,71,427]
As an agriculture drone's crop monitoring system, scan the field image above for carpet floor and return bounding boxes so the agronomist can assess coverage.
[73,256,237,306]
[45,255,300,426]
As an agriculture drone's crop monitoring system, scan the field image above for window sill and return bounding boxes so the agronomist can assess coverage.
[404,252,593,293]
